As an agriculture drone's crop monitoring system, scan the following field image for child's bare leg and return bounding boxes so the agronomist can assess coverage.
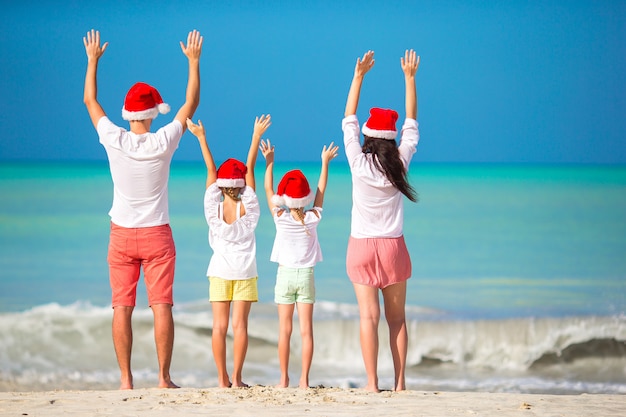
[296,302,314,389]
[276,303,295,388]
[231,300,252,387]
[353,283,381,393]
[382,282,408,391]
[211,301,232,388]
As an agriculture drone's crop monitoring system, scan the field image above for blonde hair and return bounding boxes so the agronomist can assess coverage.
[290,207,311,236]
[221,187,241,201]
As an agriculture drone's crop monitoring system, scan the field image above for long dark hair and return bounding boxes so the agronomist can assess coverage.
[362,136,418,202]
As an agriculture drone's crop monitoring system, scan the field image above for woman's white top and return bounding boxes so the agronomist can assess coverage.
[342,114,419,238]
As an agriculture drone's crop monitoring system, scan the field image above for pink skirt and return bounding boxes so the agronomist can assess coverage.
[346,235,412,289]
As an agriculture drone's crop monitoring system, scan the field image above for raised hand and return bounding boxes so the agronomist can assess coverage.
[314,141,339,209]
[253,114,272,139]
[321,142,339,164]
[354,50,375,78]
[83,29,108,61]
[186,118,206,139]
[401,49,420,78]
[180,30,203,60]
[345,51,374,116]
[246,114,271,190]
[401,49,419,120]
[260,139,275,162]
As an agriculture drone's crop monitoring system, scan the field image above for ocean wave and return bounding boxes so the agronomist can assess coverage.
[1,301,625,392]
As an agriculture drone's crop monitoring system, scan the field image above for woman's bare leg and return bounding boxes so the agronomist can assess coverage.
[353,283,381,392]
[382,281,408,391]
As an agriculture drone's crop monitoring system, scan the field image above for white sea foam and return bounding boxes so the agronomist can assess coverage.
[1,301,625,393]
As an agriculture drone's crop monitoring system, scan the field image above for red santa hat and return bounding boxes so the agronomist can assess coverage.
[122,82,171,121]
[216,158,247,188]
[361,107,399,140]
[272,169,314,208]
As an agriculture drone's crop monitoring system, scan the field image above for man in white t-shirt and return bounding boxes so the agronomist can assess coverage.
[83,29,202,390]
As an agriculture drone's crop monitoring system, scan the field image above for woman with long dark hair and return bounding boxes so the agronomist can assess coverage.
[342,49,420,392]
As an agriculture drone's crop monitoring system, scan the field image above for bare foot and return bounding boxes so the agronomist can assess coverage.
[394,376,406,391]
[275,376,289,388]
[217,380,232,388]
[158,380,180,389]
[231,381,249,388]
[363,384,380,393]
[299,377,309,389]
[119,377,133,390]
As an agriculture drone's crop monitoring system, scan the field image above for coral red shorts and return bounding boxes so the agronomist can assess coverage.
[346,235,412,289]
[107,222,176,307]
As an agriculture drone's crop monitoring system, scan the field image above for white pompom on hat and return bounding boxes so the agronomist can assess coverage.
[122,82,171,121]
[361,107,399,140]
[271,169,314,208]
[216,158,247,188]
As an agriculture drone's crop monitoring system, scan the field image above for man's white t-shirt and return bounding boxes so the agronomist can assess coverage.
[97,116,183,228]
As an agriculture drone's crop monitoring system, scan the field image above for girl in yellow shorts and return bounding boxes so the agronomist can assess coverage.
[187,115,271,388]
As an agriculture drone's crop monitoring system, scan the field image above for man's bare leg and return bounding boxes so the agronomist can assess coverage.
[112,306,134,390]
[152,303,179,388]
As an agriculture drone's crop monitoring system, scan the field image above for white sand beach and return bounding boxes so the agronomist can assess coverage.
[1,387,625,417]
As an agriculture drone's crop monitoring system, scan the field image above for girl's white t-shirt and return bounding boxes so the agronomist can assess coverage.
[204,183,260,280]
[270,207,323,268]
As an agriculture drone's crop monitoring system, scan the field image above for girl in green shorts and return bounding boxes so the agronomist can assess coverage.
[260,138,338,388]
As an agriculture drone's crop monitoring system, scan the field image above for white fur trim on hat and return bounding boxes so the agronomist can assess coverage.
[122,107,158,121]
[216,178,245,188]
[122,103,170,121]
[271,191,315,209]
[361,124,397,140]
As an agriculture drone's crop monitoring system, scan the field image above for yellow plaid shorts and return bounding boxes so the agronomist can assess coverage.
[209,276,258,302]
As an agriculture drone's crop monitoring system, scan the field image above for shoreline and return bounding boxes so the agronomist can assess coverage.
[1,387,625,417]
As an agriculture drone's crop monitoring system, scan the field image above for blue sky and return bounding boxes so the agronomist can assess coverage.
[0,0,624,163]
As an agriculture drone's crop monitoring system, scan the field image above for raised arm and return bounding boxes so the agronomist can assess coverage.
[245,114,271,190]
[401,49,420,120]
[313,142,339,208]
[259,139,276,212]
[83,29,109,128]
[186,119,216,189]
[344,51,375,117]
[174,30,203,131]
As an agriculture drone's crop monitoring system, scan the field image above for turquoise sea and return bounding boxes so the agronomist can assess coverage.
[1,161,625,393]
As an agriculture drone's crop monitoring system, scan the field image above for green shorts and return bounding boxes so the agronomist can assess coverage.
[274,266,315,304]
[209,276,258,302]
